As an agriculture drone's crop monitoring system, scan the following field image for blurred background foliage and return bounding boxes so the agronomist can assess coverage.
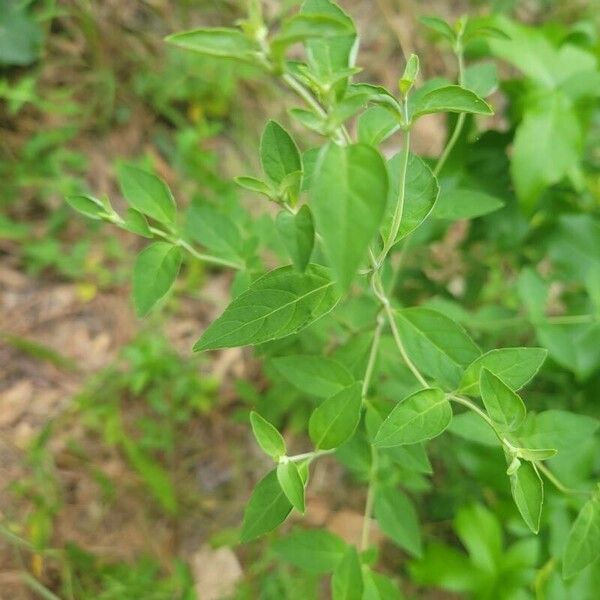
[1,0,599,598]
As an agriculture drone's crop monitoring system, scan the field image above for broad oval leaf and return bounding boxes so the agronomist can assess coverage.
[374,487,422,557]
[165,27,260,62]
[194,264,341,351]
[374,388,452,447]
[309,382,362,449]
[395,308,481,389]
[410,85,493,121]
[464,62,498,98]
[276,205,314,272]
[563,489,600,578]
[123,208,152,238]
[133,242,182,317]
[240,469,292,542]
[480,368,526,432]
[272,529,346,574]
[250,412,286,459]
[459,347,548,396]
[272,354,354,399]
[184,204,244,265]
[510,461,543,534]
[358,106,400,146]
[117,164,177,225]
[381,153,439,244]
[66,194,109,220]
[419,15,456,42]
[272,12,355,52]
[432,188,504,220]
[260,120,302,186]
[362,568,402,600]
[276,461,306,513]
[332,545,363,600]
[310,143,388,290]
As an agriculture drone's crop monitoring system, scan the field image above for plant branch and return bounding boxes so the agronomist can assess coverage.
[146,226,244,270]
[536,462,593,497]
[362,314,384,401]
[433,42,466,177]
[361,445,378,551]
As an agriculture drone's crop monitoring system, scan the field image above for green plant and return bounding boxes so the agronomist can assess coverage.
[67,0,600,597]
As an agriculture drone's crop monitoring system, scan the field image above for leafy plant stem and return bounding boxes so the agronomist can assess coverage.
[281,72,350,144]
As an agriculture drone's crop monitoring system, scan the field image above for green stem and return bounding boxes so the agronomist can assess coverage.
[362,315,384,401]
[433,43,465,177]
[286,449,335,463]
[282,72,327,119]
[147,226,243,270]
[449,394,500,437]
[361,446,378,551]
[536,462,593,497]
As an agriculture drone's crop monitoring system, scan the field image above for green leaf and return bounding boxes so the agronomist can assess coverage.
[272,12,354,53]
[374,388,452,447]
[459,348,548,396]
[122,208,152,238]
[516,447,557,462]
[276,205,314,272]
[510,461,543,534]
[362,568,402,600]
[563,490,600,578]
[399,53,420,96]
[432,188,504,220]
[277,461,306,513]
[332,546,363,600]
[184,204,244,265]
[309,382,363,449]
[395,308,481,389]
[260,120,302,187]
[132,242,182,317]
[240,469,292,542]
[0,4,43,66]
[419,15,456,43]
[479,368,526,432]
[381,154,439,243]
[410,85,493,121]
[464,62,498,98]
[250,412,286,459]
[165,27,260,62]
[511,91,582,212]
[272,529,347,574]
[310,143,388,289]
[357,106,400,146]
[117,164,177,225]
[121,437,177,515]
[194,264,340,351]
[234,176,273,198]
[454,504,502,573]
[374,487,422,557]
[272,355,354,399]
[66,194,110,220]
